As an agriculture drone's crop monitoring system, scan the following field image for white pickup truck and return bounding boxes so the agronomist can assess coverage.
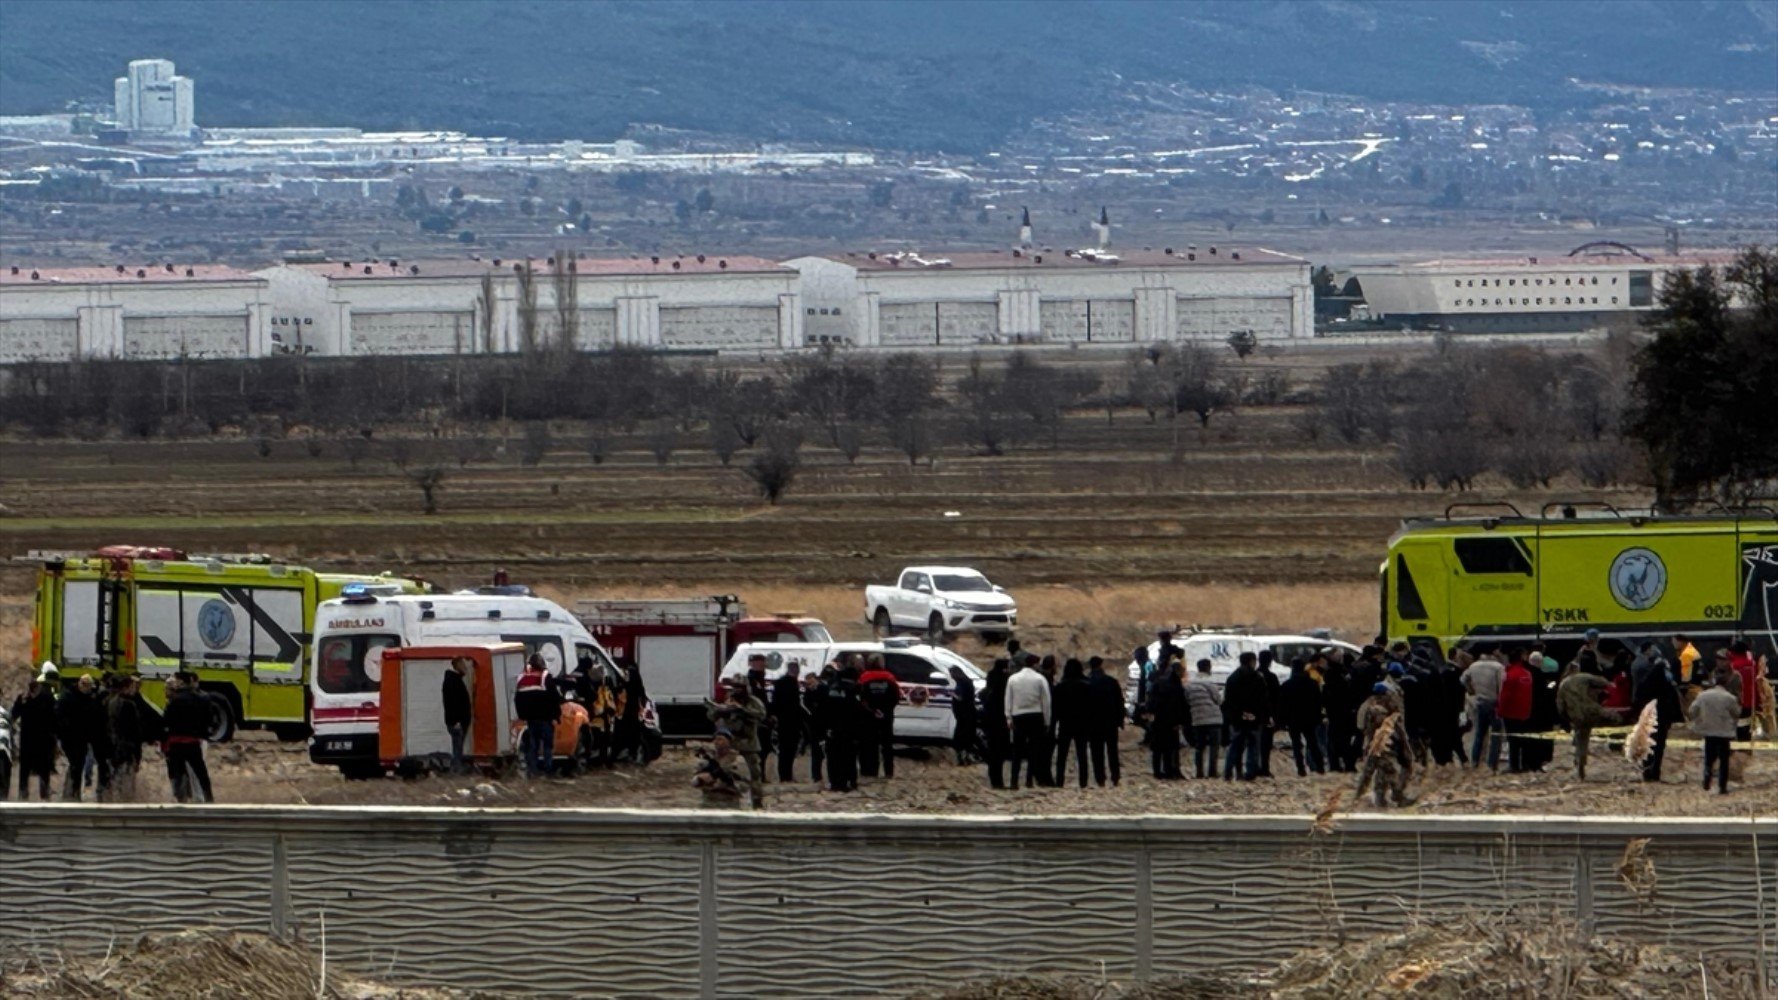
[865,565,1017,642]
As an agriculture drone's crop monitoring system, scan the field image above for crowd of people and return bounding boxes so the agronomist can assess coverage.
[506,652,654,778]
[7,661,214,803]
[688,630,1772,810]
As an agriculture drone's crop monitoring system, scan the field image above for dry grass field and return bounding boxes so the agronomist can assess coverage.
[0,344,1640,688]
[5,352,1769,818]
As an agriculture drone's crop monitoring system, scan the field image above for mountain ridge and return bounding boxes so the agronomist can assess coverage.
[2,0,1773,151]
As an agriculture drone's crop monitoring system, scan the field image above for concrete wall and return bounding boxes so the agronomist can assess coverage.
[0,807,1771,998]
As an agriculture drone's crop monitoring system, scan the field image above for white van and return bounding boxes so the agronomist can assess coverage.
[308,589,620,775]
[719,640,985,745]
[1124,633,1362,710]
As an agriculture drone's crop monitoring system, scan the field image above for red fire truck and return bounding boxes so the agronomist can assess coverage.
[574,596,830,738]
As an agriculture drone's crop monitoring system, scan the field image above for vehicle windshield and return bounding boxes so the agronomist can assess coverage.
[799,623,833,644]
[315,633,399,694]
[932,573,992,593]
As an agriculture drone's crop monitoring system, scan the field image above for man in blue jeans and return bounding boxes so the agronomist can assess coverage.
[1460,646,1506,770]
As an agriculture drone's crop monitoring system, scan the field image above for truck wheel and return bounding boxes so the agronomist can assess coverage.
[641,730,663,763]
[873,608,893,637]
[339,763,385,780]
[203,692,237,743]
[927,613,946,645]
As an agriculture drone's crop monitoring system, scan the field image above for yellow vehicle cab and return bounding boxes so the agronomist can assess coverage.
[1383,504,1778,660]
[31,545,424,741]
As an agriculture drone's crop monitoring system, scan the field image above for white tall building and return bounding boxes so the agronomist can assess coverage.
[113,59,194,137]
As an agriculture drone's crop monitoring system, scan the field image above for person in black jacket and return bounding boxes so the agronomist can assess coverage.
[804,665,833,783]
[1630,642,1683,782]
[14,675,59,800]
[1084,656,1124,787]
[772,661,807,782]
[56,674,110,801]
[1051,659,1091,788]
[104,675,147,801]
[1147,657,1187,780]
[442,656,473,774]
[1278,658,1325,776]
[1222,652,1267,782]
[1255,650,1281,778]
[614,658,648,764]
[948,665,978,766]
[821,663,862,792]
[981,658,1010,789]
[162,673,214,803]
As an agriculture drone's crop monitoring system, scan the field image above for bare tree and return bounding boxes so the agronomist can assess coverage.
[515,262,540,354]
[519,420,552,466]
[408,465,446,514]
[955,354,1018,455]
[477,271,497,353]
[584,420,611,465]
[743,423,803,504]
[645,418,679,465]
[552,253,579,352]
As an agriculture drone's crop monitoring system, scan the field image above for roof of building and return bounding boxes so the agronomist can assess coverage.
[283,255,790,281]
[1345,250,1743,273]
[817,246,1305,271]
[0,263,263,286]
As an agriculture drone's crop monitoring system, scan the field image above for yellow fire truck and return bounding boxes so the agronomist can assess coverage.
[31,546,425,740]
[1383,504,1778,660]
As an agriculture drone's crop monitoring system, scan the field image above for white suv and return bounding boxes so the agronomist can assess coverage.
[1124,632,1362,710]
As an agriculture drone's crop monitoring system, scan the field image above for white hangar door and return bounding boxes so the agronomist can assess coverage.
[1176,297,1292,341]
[123,315,249,359]
[0,318,79,362]
[937,302,997,345]
[877,303,936,346]
[658,306,777,350]
[350,311,473,355]
[1040,300,1135,343]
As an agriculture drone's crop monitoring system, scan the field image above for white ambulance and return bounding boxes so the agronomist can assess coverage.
[307,587,620,776]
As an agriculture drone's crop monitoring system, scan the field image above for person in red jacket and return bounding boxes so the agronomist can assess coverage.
[856,655,903,780]
[1602,649,1634,712]
[1496,648,1535,774]
[1727,642,1759,740]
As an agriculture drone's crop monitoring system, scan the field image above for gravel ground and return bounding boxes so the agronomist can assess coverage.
[37,727,1762,818]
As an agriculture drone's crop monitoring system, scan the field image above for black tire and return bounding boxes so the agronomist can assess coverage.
[873,607,893,637]
[926,613,946,645]
[641,729,663,763]
[203,692,237,743]
[339,763,385,780]
[268,723,311,743]
[0,757,11,799]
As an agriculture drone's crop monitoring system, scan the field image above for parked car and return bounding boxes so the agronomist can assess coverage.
[1124,631,1363,711]
[719,640,986,745]
[864,566,1016,643]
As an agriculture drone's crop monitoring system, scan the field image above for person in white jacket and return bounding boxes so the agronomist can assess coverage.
[1005,662,1052,788]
